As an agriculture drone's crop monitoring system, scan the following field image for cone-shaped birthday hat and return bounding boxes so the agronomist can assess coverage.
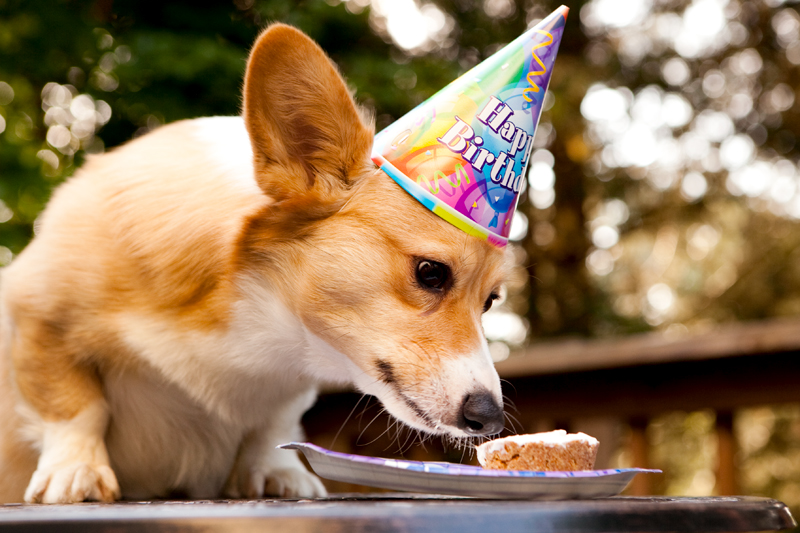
[372,6,568,247]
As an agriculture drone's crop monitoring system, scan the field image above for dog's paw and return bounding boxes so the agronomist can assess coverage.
[24,463,120,504]
[264,467,327,498]
[227,466,327,499]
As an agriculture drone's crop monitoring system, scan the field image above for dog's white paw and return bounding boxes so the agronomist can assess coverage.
[24,463,120,504]
[227,466,327,499]
[264,467,327,498]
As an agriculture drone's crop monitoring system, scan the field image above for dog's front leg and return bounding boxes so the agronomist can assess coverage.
[24,401,119,503]
[11,328,119,503]
[224,388,326,499]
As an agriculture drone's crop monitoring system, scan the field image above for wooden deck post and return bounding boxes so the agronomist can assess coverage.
[715,410,737,495]
[629,417,651,496]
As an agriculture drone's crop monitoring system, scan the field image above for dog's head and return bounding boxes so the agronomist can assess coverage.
[238,24,508,439]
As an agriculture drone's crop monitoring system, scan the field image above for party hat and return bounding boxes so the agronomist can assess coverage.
[372,6,568,247]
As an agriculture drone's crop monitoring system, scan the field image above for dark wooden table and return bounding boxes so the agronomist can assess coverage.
[0,495,794,533]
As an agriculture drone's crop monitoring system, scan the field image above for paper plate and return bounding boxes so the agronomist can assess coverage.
[280,442,660,499]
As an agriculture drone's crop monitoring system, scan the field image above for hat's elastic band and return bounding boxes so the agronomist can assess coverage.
[373,154,509,248]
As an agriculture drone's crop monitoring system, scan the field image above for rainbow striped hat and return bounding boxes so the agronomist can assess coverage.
[372,6,568,247]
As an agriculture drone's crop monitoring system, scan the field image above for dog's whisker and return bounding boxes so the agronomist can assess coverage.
[500,378,518,396]
[365,411,404,449]
[355,395,376,425]
[392,425,408,455]
[330,394,368,450]
[379,418,407,453]
[503,411,522,434]
[356,406,387,446]
[501,394,520,415]
[414,430,427,453]
[400,426,416,454]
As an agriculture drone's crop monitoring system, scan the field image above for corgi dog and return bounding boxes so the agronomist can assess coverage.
[0,24,508,503]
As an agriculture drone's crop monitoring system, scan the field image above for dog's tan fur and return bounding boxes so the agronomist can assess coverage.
[0,24,508,503]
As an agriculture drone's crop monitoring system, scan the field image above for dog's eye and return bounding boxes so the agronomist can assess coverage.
[416,260,450,291]
[482,292,500,313]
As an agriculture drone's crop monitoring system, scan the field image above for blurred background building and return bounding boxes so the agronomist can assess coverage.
[3,0,800,509]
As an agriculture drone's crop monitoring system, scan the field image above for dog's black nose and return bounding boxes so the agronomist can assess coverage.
[458,391,504,436]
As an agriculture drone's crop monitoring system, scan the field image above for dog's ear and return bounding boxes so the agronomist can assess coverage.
[242,24,374,201]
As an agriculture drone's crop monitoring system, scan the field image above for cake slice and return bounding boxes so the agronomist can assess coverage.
[476,430,599,471]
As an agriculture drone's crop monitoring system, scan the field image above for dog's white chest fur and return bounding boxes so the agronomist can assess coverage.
[106,282,340,499]
[104,367,244,499]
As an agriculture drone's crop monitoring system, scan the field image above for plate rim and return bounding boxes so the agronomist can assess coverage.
[280,442,661,479]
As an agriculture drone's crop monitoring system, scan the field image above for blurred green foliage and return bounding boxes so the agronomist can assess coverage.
[0,0,605,337]
[6,0,800,344]
[0,0,425,250]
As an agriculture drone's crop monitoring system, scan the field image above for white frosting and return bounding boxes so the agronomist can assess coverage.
[476,430,598,466]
